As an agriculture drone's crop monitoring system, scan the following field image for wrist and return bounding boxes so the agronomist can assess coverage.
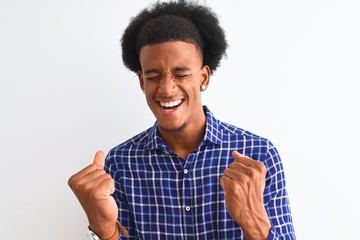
[89,222,119,240]
[240,220,271,240]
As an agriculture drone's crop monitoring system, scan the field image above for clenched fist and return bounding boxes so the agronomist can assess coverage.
[220,151,271,240]
[68,151,128,239]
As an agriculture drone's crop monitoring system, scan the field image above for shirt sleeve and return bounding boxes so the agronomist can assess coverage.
[263,141,296,239]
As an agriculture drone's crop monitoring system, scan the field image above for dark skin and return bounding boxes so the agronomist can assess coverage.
[137,41,210,159]
[221,151,271,239]
[68,151,128,239]
[68,41,271,239]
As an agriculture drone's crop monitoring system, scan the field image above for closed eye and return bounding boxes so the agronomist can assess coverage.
[175,74,190,79]
[146,76,161,81]
[144,69,161,81]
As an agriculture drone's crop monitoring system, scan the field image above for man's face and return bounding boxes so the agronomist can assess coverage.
[138,41,210,133]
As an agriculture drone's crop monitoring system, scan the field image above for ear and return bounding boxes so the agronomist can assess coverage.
[138,71,145,92]
[200,65,211,89]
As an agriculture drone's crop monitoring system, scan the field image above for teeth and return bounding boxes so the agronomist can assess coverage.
[160,99,182,108]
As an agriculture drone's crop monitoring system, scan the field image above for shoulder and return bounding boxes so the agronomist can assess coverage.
[106,127,152,162]
[218,120,270,144]
[217,120,280,161]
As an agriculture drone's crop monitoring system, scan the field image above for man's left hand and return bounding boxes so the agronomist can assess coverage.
[220,151,271,240]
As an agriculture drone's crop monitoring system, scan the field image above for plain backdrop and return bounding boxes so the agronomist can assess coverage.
[1,0,359,239]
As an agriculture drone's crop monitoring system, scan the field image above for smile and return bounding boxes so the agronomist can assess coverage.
[159,99,184,110]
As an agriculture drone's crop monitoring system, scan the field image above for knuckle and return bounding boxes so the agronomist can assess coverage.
[101,173,112,182]
[71,181,84,192]
[97,169,106,175]
[68,173,80,188]
[220,176,226,185]
[67,176,74,187]
[109,177,115,186]
[228,181,240,191]
[82,184,93,195]
[229,162,237,168]
[247,169,255,178]
[257,162,267,174]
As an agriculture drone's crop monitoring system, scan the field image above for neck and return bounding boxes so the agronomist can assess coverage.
[159,113,206,160]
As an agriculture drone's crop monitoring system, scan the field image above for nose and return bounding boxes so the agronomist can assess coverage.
[158,74,176,95]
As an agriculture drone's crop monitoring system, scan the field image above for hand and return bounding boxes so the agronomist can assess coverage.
[68,151,128,238]
[220,151,271,240]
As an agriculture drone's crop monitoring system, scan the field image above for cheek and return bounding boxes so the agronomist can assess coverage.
[144,83,157,95]
[144,85,160,107]
[185,85,202,103]
[145,94,155,109]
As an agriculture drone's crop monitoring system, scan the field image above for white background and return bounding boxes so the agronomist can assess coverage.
[1,0,359,239]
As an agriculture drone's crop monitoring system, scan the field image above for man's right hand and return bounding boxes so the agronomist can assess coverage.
[68,150,128,238]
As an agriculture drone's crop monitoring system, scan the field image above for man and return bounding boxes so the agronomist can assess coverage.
[68,1,295,239]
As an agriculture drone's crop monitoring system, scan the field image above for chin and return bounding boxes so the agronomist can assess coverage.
[158,122,187,133]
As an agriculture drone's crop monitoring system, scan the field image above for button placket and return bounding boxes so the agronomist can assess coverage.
[182,154,194,215]
[181,153,197,236]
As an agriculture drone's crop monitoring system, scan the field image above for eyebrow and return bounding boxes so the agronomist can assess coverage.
[174,67,191,72]
[144,69,161,75]
[144,67,191,75]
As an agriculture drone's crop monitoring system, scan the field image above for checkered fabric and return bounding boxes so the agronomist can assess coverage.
[105,106,295,239]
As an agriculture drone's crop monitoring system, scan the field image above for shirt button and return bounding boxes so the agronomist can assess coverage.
[185,206,191,211]
[184,169,188,174]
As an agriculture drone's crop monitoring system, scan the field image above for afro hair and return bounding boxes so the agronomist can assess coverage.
[121,0,228,74]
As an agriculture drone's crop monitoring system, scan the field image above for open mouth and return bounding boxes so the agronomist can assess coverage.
[159,99,184,111]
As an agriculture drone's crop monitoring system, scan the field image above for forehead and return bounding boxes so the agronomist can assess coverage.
[139,41,202,70]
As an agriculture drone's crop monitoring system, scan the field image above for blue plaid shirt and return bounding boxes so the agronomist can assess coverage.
[105,106,295,239]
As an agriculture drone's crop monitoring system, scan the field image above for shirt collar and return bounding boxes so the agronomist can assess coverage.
[144,106,222,151]
[203,106,222,145]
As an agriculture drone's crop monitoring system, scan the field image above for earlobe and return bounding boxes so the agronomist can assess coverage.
[200,65,211,90]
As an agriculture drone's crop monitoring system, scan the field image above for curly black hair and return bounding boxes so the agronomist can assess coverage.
[121,0,228,74]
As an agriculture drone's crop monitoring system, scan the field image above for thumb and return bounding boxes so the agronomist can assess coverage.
[232,150,243,159]
[93,150,105,169]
